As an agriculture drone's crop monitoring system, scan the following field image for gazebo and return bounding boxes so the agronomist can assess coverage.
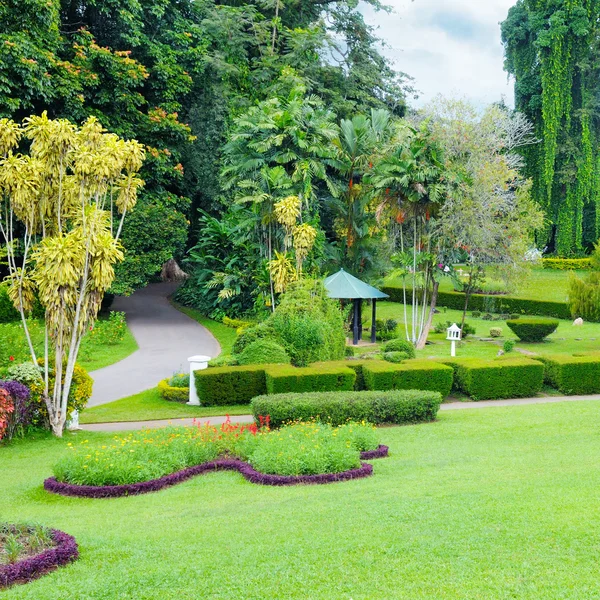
[324,269,389,345]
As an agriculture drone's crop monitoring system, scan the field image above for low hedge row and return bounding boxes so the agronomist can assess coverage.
[195,365,267,406]
[157,379,188,403]
[265,364,355,394]
[542,257,591,271]
[382,286,571,319]
[538,354,600,395]
[436,357,544,400]
[251,390,443,428]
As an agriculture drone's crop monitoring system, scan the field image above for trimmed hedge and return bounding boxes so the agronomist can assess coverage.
[436,357,544,400]
[539,355,600,395]
[362,360,453,397]
[157,379,189,403]
[383,285,571,319]
[506,318,559,342]
[251,389,443,428]
[264,364,356,395]
[542,257,591,271]
[194,365,267,406]
[383,338,416,357]
[237,339,290,366]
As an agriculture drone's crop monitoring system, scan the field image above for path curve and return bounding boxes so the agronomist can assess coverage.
[88,283,220,407]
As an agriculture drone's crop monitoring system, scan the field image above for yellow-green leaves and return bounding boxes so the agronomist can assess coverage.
[0,119,21,156]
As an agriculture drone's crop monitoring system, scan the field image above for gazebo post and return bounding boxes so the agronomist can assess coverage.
[371,299,377,343]
[353,298,360,345]
[357,299,363,341]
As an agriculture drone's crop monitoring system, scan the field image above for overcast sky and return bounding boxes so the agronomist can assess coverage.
[362,0,517,108]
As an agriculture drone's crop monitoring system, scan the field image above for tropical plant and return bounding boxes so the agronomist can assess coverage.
[0,114,144,436]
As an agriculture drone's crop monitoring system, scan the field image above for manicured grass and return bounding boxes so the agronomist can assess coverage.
[77,327,138,372]
[370,301,600,359]
[386,267,584,303]
[79,388,251,424]
[171,301,238,355]
[3,401,600,598]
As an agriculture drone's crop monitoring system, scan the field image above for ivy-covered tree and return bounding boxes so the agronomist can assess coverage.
[502,0,600,255]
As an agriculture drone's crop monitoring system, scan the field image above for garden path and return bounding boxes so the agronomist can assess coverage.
[88,283,221,407]
[80,393,600,431]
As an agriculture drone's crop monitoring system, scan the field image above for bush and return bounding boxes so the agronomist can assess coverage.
[158,379,189,403]
[344,346,355,357]
[0,285,19,323]
[540,355,600,395]
[222,316,252,329]
[438,357,544,400]
[232,322,275,355]
[489,327,503,338]
[169,373,190,387]
[382,286,571,319]
[503,340,515,353]
[506,318,559,342]
[0,379,33,441]
[208,355,239,368]
[362,360,453,397]
[471,311,481,318]
[264,364,356,395]
[195,365,267,406]
[87,312,126,345]
[237,339,290,366]
[568,271,600,322]
[434,321,476,338]
[543,257,591,270]
[251,389,443,428]
[383,351,409,363]
[383,338,416,357]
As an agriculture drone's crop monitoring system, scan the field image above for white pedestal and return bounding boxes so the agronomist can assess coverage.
[187,355,211,405]
[67,410,80,430]
[451,340,456,357]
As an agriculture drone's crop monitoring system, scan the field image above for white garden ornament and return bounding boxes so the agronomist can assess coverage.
[447,323,462,358]
[187,355,211,405]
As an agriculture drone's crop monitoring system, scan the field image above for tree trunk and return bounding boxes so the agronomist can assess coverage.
[416,280,439,350]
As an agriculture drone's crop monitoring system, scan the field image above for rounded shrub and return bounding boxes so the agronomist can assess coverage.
[383,351,409,363]
[383,338,416,357]
[237,339,290,366]
[489,327,503,338]
[506,318,559,342]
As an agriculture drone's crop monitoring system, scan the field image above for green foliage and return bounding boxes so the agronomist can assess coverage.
[0,285,19,323]
[383,351,408,363]
[438,357,544,401]
[541,354,600,395]
[434,320,476,338]
[543,258,591,270]
[506,318,559,342]
[264,364,356,395]
[251,389,443,428]
[86,312,127,346]
[569,271,600,322]
[383,285,572,319]
[383,338,416,357]
[247,421,363,476]
[503,340,516,353]
[237,340,290,366]
[362,360,453,397]
[194,365,267,407]
[489,328,503,338]
[168,374,189,388]
[157,379,189,403]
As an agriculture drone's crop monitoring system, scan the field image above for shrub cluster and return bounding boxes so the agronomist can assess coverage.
[157,378,189,403]
[383,286,571,319]
[437,357,544,400]
[251,389,442,428]
[383,338,416,358]
[0,285,20,324]
[506,318,559,342]
[540,354,600,395]
[265,364,356,395]
[542,257,591,270]
[237,339,290,366]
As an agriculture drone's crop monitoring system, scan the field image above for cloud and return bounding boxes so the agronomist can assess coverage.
[362,0,517,108]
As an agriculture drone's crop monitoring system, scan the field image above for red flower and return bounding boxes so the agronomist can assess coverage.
[9,356,14,361]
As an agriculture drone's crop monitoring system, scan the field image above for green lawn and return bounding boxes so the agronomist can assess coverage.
[171,301,238,356]
[371,301,600,359]
[77,327,138,372]
[386,267,585,303]
[80,388,252,424]
[3,401,600,598]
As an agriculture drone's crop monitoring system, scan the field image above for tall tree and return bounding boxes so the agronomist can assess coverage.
[502,0,600,255]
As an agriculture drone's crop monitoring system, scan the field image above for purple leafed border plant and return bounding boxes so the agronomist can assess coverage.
[0,529,78,589]
[44,446,389,499]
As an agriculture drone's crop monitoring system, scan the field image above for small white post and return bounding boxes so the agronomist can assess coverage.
[446,323,462,358]
[187,355,211,406]
[67,410,80,430]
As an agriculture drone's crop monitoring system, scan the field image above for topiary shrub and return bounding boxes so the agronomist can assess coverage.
[264,364,356,395]
[489,327,503,338]
[539,354,600,395]
[237,339,290,366]
[383,351,409,363]
[506,318,558,342]
[158,379,189,402]
[194,365,267,406]
[383,338,416,357]
[251,389,443,428]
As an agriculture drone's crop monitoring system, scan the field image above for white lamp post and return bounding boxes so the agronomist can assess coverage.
[187,355,211,405]
[446,323,462,358]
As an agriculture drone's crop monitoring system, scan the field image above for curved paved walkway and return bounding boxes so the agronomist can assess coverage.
[80,393,600,431]
[88,283,220,407]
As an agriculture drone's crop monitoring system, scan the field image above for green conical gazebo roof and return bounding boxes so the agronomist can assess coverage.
[324,269,389,300]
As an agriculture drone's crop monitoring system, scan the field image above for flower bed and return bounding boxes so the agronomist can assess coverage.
[45,420,388,497]
[0,526,78,589]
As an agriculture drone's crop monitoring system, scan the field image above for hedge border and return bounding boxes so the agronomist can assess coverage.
[43,449,388,498]
[382,286,571,319]
[157,379,189,403]
[0,529,78,589]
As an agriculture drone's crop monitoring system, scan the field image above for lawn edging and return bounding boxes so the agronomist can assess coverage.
[43,447,389,498]
[0,529,78,589]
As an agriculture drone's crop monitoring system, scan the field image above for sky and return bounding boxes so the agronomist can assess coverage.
[362,0,518,108]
